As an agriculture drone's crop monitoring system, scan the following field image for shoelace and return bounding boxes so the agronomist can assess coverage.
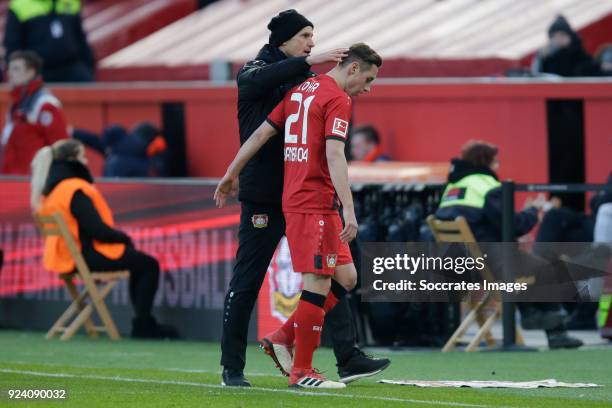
[307,368,327,379]
[336,349,381,368]
[354,349,374,359]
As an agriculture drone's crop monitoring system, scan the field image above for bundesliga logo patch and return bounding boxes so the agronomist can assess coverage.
[326,254,337,268]
[332,118,348,137]
[252,214,268,228]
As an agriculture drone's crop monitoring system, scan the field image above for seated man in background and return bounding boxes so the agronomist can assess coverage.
[435,140,583,349]
[534,173,612,329]
[1,51,69,174]
[30,139,177,339]
[349,125,390,162]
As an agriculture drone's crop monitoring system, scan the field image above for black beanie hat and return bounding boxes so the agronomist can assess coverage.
[548,15,573,38]
[268,9,313,46]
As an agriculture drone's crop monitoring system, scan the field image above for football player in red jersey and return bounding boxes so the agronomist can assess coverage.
[215,43,382,389]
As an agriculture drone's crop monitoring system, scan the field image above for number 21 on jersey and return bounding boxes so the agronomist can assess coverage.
[285,93,315,145]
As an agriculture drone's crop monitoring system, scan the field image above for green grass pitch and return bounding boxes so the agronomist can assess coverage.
[0,330,610,407]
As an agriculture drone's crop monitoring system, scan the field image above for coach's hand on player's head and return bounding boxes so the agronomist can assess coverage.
[339,206,358,243]
[306,48,349,66]
[214,174,238,208]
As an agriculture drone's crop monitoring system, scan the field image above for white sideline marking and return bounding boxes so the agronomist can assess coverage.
[8,361,272,377]
[1,368,501,407]
[166,367,272,377]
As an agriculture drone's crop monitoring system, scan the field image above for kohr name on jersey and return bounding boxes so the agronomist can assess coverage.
[298,81,320,93]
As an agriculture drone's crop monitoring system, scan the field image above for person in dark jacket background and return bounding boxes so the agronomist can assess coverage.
[104,123,167,177]
[531,15,599,77]
[219,9,389,387]
[4,0,94,82]
[31,139,176,338]
[536,173,612,246]
[534,173,612,330]
[435,140,583,349]
[531,15,600,211]
[72,122,168,177]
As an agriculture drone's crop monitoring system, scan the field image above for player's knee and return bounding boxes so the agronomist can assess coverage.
[344,271,357,291]
[335,264,357,291]
[302,273,331,295]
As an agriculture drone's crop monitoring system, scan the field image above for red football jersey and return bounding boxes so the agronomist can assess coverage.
[267,74,352,214]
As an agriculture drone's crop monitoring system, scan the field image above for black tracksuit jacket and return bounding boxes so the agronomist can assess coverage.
[236,44,313,204]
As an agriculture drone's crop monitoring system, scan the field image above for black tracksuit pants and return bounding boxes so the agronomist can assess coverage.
[536,207,594,243]
[220,201,357,372]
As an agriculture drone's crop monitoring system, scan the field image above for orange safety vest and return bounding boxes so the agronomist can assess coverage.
[39,177,126,273]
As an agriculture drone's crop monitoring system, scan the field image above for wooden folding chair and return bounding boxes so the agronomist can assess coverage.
[426,215,526,352]
[34,212,129,341]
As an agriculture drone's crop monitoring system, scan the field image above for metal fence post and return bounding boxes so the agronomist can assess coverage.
[501,180,516,347]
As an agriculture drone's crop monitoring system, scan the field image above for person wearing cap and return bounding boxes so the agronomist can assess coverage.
[219,9,390,387]
[531,15,600,211]
[531,15,599,77]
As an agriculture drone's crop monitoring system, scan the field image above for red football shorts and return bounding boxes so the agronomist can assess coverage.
[284,212,353,276]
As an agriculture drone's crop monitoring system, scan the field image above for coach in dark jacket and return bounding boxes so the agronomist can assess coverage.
[220,10,389,387]
[236,43,312,203]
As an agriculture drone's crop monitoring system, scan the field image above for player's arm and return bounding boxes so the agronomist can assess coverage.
[326,139,357,242]
[238,58,310,100]
[214,121,278,207]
